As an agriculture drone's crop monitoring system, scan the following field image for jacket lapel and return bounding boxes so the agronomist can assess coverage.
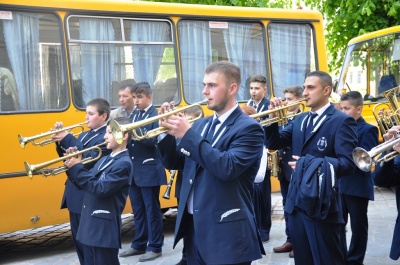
[303,104,335,145]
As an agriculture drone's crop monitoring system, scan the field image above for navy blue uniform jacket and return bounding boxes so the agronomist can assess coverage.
[157,106,265,264]
[129,105,166,187]
[339,117,378,200]
[265,104,357,223]
[56,127,110,214]
[66,150,133,248]
[374,156,400,260]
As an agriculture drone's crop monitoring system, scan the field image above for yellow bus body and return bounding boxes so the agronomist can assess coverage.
[0,0,327,234]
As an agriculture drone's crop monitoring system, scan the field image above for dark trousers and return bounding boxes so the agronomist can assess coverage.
[185,213,251,265]
[279,177,291,243]
[340,193,369,265]
[89,246,119,265]
[254,170,271,241]
[69,212,93,265]
[129,182,163,253]
[177,198,187,263]
[289,210,345,265]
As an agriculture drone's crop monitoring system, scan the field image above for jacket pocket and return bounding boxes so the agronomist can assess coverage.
[90,209,112,220]
[214,208,246,223]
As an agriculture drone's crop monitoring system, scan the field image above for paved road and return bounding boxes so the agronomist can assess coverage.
[0,187,398,265]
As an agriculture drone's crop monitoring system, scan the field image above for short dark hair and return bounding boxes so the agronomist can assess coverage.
[133,82,152,96]
[306,71,333,89]
[340,91,363,107]
[107,116,133,140]
[283,86,303,98]
[87,98,111,120]
[249,75,267,85]
[119,84,135,94]
[205,61,241,87]
[184,105,202,118]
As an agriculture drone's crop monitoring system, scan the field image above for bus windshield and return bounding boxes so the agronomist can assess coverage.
[337,31,400,100]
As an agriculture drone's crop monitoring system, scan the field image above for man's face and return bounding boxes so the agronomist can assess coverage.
[249,82,267,102]
[302,76,330,110]
[85,105,107,129]
[284,92,302,112]
[202,72,232,114]
[118,87,134,110]
[133,92,152,110]
[340,100,361,120]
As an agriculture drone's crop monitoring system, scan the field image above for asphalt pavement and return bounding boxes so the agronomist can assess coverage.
[0,187,398,265]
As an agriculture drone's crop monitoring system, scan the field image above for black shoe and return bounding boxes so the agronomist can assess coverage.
[119,248,146,257]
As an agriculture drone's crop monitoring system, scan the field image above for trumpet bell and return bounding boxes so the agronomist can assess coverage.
[352,147,374,172]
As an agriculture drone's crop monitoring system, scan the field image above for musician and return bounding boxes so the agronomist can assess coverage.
[110,84,136,120]
[119,82,166,262]
[265,71,357,264]
[51,98,111,264]
[247,74,271,242]
[373,126,400,261]
[63,117,133,265]
[339,91,378,265]
[272,85,303,258]
[156,61,265,264]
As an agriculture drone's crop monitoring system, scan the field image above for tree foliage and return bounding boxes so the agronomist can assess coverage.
[304,0,400,73]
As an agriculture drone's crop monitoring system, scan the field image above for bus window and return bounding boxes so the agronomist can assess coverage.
[0,11,66,112]
[338,34,400,100]
[67,16,177,108]
[178,20,267,103]
[268,23,316,98]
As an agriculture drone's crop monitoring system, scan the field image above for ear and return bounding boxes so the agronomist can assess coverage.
[324,86,331,96]
[357,105,362,114]
[229,83,238,95]
[101,112,108,121]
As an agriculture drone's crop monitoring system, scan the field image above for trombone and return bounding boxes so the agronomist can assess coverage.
[24,142,106,179]
[110,100,206,144]
[18,121,88,148]
[250,99,305,127]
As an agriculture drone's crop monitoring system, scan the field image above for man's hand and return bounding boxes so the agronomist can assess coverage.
[268,97,283,118]
[63,146,81,168]
[51,121,70,142]
[288,155,299,172]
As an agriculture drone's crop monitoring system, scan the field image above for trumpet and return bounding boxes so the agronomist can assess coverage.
[352,135,400,172]
[250,99,305,127]
[267,150,280,177]
[24,142,106,179]
[18,121,88,148]
[110,100,206,144]
[163,170,178,200]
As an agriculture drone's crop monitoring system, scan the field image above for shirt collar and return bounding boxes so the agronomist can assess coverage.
[212,102,238,124]
[313,102,331,116]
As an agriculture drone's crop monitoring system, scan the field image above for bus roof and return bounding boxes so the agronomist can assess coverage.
[1,0,323,21]
[348,25,400,46]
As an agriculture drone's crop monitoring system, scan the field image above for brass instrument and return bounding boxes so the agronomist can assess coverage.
[163,170,178,200]
[353,134,400,172]
[372,86,400,134]
[24,142,106,179]
[110,100,206,144]
[250,99,305,127]
[267,150,280,178]
[18,121,88,148]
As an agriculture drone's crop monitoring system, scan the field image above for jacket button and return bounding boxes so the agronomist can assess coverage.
[189,179,193,184]
[131,156,134,160]
[131,143,134,147]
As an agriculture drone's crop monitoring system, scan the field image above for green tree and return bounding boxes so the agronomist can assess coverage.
[304,0,400,73]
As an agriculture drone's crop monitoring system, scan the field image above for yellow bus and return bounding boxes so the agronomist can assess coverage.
[0,0,327,234]
[336,25,400,138]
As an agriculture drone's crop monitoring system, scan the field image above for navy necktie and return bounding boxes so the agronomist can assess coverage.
[135,110,145,122]
[206,118,220,142]
[305,112,318,136]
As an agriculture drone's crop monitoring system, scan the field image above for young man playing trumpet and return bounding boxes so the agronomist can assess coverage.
[51,98,111,264]
[265,71,357,264]
[119,82,166,262]
[63,116,133,265]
